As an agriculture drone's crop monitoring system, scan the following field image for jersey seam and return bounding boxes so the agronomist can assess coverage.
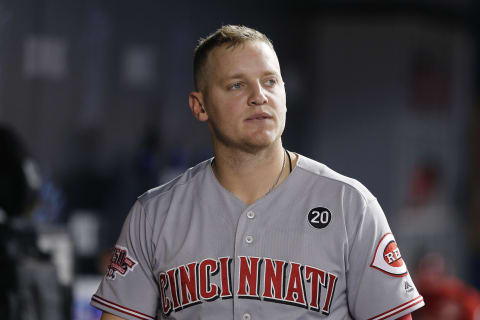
[346,196,379,314]
[138,201,156,268]
[138,201,155,236]
[347,195,368,262]
[139,160,211,207]
[296,165,373,204]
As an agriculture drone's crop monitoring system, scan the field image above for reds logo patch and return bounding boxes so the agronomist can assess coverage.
[370,233,408,277]
[106,246,137,280]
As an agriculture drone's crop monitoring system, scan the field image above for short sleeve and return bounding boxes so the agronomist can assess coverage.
[90,201,158,320]
[347,199,424,320]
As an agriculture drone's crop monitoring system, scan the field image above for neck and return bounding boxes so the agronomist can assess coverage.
[211,141,290,205]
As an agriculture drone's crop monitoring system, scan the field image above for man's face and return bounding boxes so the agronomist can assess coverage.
[196,40,287,153]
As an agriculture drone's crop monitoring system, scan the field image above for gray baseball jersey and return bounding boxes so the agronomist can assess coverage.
[91,154,424,319]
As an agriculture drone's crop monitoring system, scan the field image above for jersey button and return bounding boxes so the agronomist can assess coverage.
[242,313,251,320]
[245,235,253,244]
[246,211,255,219]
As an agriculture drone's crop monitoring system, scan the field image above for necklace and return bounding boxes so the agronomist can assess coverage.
[267,149,286,194]
[211,149,291,195]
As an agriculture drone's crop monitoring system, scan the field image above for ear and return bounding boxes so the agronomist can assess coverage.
[189,91,209,122]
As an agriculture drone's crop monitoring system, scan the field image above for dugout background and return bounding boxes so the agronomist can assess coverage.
[0,0,479,318]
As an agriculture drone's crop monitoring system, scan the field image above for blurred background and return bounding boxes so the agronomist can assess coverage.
[1,0,480,319]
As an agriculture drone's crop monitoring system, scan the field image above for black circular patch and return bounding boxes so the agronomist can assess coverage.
[307,207,332,229]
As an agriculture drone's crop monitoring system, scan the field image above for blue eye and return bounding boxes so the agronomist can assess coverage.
[230,82,242,90]
[265,79,277,86]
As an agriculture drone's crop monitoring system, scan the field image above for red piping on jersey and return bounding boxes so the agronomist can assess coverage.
[367,296,424,320]
[92,294,155,320]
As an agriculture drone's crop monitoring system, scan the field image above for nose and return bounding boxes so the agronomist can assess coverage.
[248,83,268,106]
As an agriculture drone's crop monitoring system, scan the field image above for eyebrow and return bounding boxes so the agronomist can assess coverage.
[221,71,280,82]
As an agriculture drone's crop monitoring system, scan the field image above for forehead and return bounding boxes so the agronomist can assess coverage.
[206,40,281,80]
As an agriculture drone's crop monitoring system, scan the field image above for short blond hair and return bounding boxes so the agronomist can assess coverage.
[193,25,274,91]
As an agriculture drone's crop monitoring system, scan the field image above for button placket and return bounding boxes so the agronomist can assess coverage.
[234,208,259,320]
[244,210,255,245]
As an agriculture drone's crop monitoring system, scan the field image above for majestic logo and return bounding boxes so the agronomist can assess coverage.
[307,207,332,229]
[370,233,408,277]
[158,256,338,317]
[405,281,414,293]
[106,246,137,280]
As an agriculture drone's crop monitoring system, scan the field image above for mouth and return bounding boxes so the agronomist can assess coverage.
[245,112,273,121]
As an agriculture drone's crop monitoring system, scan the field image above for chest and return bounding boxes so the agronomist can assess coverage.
[151,190,350,318]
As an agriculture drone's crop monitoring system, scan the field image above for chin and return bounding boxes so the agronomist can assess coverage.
[241,135,280,152]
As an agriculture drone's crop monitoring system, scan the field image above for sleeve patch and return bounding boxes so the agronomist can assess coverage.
[370,233,408,277]
[106,246,138,280]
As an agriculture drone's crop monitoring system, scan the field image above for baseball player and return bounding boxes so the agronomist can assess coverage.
[91,25,424,319]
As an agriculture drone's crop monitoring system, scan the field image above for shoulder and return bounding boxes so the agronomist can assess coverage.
[137,158,213,207]
[295,154,376,204]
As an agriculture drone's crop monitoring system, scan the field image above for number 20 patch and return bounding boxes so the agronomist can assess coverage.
[308,207,332,229]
